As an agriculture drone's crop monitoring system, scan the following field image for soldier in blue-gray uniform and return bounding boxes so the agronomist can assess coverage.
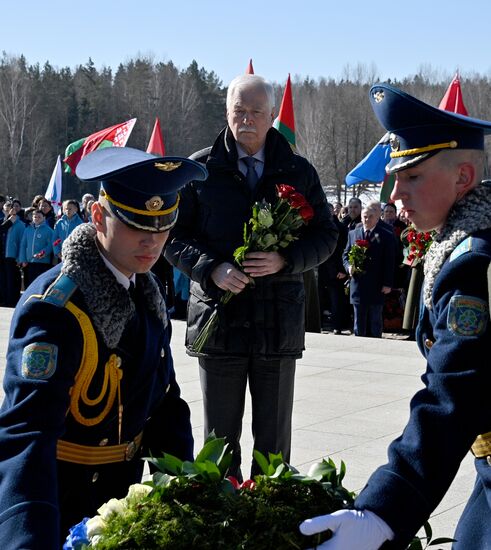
[0,147,207,549]
[300,85,491,549]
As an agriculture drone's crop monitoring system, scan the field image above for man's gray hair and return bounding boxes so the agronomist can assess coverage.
[363,200,382,215]
[226,74,275,113]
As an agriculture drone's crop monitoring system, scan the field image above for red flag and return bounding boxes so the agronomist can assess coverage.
[63,118,136,173]
[146,117,165,156]
[245,59,254,74]
[438,73,468,116]
[273,74,296,149]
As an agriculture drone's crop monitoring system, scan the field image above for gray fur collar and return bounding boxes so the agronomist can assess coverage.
[423,181,491,309]
[61,223,167,348]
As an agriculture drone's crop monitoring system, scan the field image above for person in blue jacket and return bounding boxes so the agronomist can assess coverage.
[2,202,25,306]
[18,208,55,287]
[0,147,207,549]
[53,199,84,259]
[300,84,491,549]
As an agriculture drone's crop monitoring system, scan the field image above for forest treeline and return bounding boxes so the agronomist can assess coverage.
[2,52,491,204]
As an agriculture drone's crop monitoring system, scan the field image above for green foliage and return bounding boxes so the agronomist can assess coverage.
[406,521,455,549]
[91,434,354,549]
[85,434,454,549]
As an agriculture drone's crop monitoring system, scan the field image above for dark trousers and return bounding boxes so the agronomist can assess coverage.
[353,303,384,337]
[198,356,296,481]
[326,279,351,331]
[24,262,51,289]
[4,257,21,307]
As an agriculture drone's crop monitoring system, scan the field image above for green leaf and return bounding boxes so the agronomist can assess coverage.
[253,450,270,475]
[428,537,456,545]
[195,436,226,464]
[406,538,424,550]
[145,453,183,475]
[423,521,433,541]
[270,463,287,478]
[307,461,336,482]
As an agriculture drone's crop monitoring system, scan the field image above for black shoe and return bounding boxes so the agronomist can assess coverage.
[333,329,341,335]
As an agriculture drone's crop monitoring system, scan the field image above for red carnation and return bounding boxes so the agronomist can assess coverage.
[53,238,62,247]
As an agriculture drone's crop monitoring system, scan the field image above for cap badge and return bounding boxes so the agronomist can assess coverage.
[145,196,164,211]
[389,133,400,152]
[372,90,385,103]
[154,161,182,172]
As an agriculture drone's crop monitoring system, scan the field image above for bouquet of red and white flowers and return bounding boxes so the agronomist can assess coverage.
[191,184,314,353]
[347,239,370,275]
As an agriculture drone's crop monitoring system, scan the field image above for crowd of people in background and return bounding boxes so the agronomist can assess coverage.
[0,187,416,339]
[318,196,413,338]
[0,193,95,307]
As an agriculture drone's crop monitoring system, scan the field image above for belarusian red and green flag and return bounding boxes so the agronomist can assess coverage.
[63,118,137,173]
[273,74,296,150]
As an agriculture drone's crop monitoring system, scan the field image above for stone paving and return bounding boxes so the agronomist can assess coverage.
[0,307,474,543]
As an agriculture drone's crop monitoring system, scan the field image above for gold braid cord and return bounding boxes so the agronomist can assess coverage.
[65,301,123,427]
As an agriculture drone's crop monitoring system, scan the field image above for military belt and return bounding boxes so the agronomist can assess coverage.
[56,431,143,465]
[471,431,491,458]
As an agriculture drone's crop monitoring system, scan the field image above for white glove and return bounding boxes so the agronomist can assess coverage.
[299,509,394,550]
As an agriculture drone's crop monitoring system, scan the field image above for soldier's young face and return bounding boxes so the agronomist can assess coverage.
[227,86,274,155]
[391,153,463,232]
[93,202,168,277]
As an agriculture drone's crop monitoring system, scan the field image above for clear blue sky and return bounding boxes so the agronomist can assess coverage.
[3,0,491,86]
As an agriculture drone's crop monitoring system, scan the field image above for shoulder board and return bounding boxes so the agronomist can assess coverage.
[449,237,473,262]
[42,273,78,307]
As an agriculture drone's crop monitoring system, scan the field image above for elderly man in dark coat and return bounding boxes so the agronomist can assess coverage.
[165,74,338,481]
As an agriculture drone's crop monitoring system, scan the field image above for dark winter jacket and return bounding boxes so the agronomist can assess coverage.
[0,224,193,548]
[165,126,338,358]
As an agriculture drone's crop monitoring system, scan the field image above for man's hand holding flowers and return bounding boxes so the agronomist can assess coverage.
[192,184,313,353]
[211,262,250,294]
[242,251,286,277]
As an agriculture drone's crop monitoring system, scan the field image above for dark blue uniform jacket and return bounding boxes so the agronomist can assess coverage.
[0,225,193,549]
[355,228,491,549]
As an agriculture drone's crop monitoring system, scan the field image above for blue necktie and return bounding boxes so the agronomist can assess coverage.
[243,156,258,190]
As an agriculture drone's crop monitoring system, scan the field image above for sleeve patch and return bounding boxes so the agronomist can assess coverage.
[447,295,488,336]
[21,343,58,379]
[449,237,472,262]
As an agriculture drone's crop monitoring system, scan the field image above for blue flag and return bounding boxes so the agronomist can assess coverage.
[345,132,390,187]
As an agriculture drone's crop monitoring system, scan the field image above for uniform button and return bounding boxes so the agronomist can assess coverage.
[487,456,491,467]
[160,348,165,358]
[99,438,109,447]
[243,321,250,328]
[92,472,99,482]
[424,338,434,349]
